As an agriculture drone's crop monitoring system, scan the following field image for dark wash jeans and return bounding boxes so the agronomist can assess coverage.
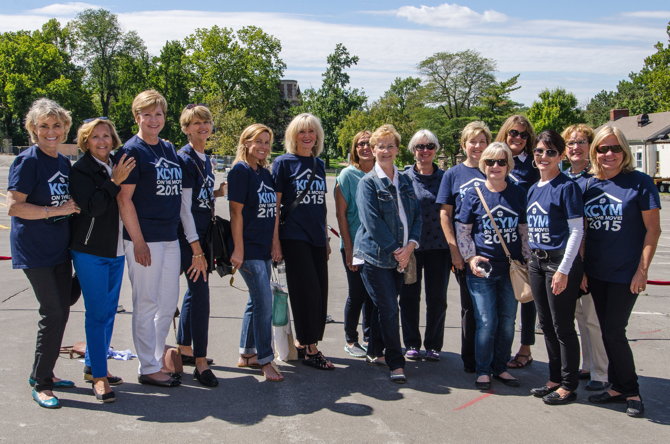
[589,277,640,396]
[529,254,582,391]
[341,249,372,344]
[360,263,405,371]
[399,249,450,351]
[177,236,210,358]
[454,268,476,370]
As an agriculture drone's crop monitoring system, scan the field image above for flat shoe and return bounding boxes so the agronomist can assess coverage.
[193,368,218,387]
[588,391,626,404]
[28,378,75,389]
[344,343,367,358]
[626,399,645,418]
[585,380,608,391]
[31,389,60,409]
[493,374,521,387]
[475,379,491,390]
[237,354,261,368]
[543,391,577,405]
[390,372,407,384]
[181,355,214,366]
[92,386,116,403]
[138,374,180,387]
[84,372,124,386]
[404,347,421,361]
[425,350,440,362]
[530,385,559,398]
[365,356,387,367]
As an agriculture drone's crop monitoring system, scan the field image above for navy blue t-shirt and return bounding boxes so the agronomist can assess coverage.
[583,171,661,284]
[228,162,277,260]
[436,163,486,214]
[564,169,593,193]
[509,154,540,192]
[178,145,214,234]
[403,164,448,251]
[527,174,583,250]
[272,153,327,247]
[118,135,182,242]
[456,183,527,277]
[8,145,72,268]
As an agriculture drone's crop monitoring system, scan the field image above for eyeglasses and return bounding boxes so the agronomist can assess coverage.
[375,144,397,150]
[595,145,624,154]
[357,141,370,147]
[533,148,559,157]
[508,129,530,140]
[567,140,588,147]
[484,159,508,167]
[414,143,436,151]
[186,103,207,110]
[83,116,109,123]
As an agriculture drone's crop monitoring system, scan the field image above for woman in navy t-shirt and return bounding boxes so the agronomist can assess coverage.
[229,124,284,381]
[495,115,538,370]
[455,142,529,390]
[272,113,333,370]
[583,126,661,418]
[526,130,584,405]
[7,98,80,409]
[436,120,491,373]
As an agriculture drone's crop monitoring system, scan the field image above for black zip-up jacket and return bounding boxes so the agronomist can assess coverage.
[69,152,122,258]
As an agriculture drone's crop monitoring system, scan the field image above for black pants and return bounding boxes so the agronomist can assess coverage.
[282,239,328,345]
[520,300,537,346]
[454,268,476,370]
[341,249,372,344]
[589,277,640,396]
[399,249,450,351]
[177,236,210,358]
[23,261,72,392]
[529,254,582,391]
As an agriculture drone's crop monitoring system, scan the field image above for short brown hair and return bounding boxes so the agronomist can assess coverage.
[132,89,167,117]
[180,105,213,134]
[461,121,491,149]
[561,124,594,145]
[24,98,72,144]
[495,115,536,155]
[370,124,401,148]
[76,119,122,152]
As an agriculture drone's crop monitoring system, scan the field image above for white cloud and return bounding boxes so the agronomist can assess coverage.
[393,3,507,28]
[28,2,100,16]
[620,10,670,19]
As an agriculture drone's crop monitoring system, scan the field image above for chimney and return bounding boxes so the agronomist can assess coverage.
[610,109,629,121]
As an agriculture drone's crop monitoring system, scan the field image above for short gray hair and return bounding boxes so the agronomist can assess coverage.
[408,129,440,154]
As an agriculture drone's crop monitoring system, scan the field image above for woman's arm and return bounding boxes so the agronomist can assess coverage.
[229,200,245,270]
[456,221,488,277]
[272,192,283,262]
[440,204,464,270]
[334,184,357,271]
[180,188,207,282]
[117,184,150,267]
[7,190,79,219]
[630,208,661,294]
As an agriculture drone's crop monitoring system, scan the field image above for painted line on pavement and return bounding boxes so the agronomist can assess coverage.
[453,392,493,411]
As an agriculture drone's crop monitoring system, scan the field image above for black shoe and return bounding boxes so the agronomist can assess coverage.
[475,378,491,390]
[585,380,608,391]
[83,366,124,386]
[138,374,180,387]
[626,399,644,418]
[389,372,407,384]
[194,368,218,387]
[493,374,521,387]
[181,355,214,366]
[530,385,559,398]
[543,391,577,405]
[588,391,626,404]
[92,386,116,403]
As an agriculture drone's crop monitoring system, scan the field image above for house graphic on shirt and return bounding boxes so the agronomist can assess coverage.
[47,171,69,197]
[154,158,181,169]
[294,169,325,191]
[459,178,485,197]
[48,171,68,184]
[482,204,519,231]
[584,193,623,218]
[257,182,276,205]
[527,202,549,229]
[527,202,548,216]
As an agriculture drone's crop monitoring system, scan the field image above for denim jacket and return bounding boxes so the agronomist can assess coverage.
[353,168,422,268]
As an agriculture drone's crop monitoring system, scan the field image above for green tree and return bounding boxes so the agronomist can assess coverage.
[527,88,584,133]
[473,74,522,127]
[584,90,617,127]
[418,49,496,119]
[69,8,148,116]
[184,25,285,123]
[207,106,254,156]
[297,43,366,165]
[638,23,670,111]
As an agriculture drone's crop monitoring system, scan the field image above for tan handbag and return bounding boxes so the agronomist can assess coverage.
[475,187,533,303]
[403,252,417,285]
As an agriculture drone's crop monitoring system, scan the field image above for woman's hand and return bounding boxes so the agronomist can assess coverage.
[468,255,489,278]
[393,243,416,269]
[580,274,589,293]
[551,271,568,295]
[271,237,282,263]
[111,154,136,185]
[344,245,358,272]
[630,268,647,294]
[230,248,244,271]
[188,254,208,282]
[134,241,151,267]
[60,199,81,216]
[214,182,227,198]
[450,246,465,271]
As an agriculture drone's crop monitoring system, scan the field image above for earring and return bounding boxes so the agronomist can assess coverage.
[531,160,538,169]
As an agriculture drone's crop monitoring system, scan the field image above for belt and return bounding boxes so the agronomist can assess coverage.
[531,248,565,260]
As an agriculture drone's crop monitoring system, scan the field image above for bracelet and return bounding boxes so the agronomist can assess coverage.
[44,206,50,219]
[192,253,204,258]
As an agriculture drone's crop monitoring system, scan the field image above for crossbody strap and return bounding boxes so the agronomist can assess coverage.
[474,185,512,260]
[280,156,317,224]
[185,147,215,221]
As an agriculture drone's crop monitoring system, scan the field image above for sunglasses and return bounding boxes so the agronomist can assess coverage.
[186,103,207,110]
[484,159,508,167]
[595,145,624,154]
[357,141,370,147]
[508,129,530,140]
[566,139,588,147]
[533,148,559,157]
[415,143,436,151]
[83,116,109,123]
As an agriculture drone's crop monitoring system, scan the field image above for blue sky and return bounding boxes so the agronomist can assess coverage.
[2,2,669,107]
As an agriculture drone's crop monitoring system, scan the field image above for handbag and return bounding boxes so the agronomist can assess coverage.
[280,156,317,225]
[271,263,289,326]
[161,309,183,377]
[404,252,417,285]
[475,186,533,303]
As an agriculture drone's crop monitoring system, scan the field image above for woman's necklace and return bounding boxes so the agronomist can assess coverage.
[565,163,590,179]
[145,139,167,161]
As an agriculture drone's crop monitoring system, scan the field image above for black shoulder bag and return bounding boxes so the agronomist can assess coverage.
[279,156,317,225]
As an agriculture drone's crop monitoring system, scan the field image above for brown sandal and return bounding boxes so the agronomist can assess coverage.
[238,354,261,368]
[507,353,533,368]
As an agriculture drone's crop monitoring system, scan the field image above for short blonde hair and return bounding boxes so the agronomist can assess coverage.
[234,124,274,168]
[590,125,635,178]
[284,113,324,156]
[479,142,515,175]
[132,89,167,117]
[461,121,492,149]
[24,98,72,144]
[561,124,594,145]
[495,115,536,155]
[408,129,440,154]
[180,105,213,134]
[76,119,122,152]
[370,124,401,147]
[349,130,372,168]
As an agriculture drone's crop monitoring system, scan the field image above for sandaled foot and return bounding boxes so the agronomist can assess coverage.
[303,351,335,370]
[261,362,284,382]
[238,354,261,368]
[507,353,533,368]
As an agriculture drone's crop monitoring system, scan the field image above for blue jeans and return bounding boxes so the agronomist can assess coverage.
[71,250,124,378]
[238,259,274,366]
[360,263,405,371]
[177,237,210,358]
[341,249,372,344]
[466,273,518,377]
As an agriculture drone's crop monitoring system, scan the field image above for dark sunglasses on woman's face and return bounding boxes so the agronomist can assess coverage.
[508,129,529,140]
[415,143,436,151]
[595,144,624,154]
[484,158,508,167]
[357,141,370,147]
[533,148,559,157]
